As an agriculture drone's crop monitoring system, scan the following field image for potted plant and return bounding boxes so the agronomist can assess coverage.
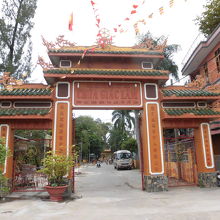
[38,151,74,202]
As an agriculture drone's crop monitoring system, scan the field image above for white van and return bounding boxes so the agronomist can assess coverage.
[113,150,133,170]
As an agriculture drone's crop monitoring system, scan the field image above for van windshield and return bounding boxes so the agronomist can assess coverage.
[118,153,131,159]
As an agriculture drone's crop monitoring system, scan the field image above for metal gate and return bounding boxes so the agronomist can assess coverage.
[13,138,51,192]
[164,136,197,187]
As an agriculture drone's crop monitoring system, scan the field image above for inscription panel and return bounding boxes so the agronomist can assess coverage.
[73,81,142,108]
[146,103,164,175]
[201,123,214,169]
[54,102,69,155]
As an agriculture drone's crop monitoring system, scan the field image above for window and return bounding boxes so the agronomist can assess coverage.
[60,60,71,68]
[215,48,220,73]
[56,82,70,98]
[144,83,158,100]
[141,61,153,69]
[197,102,207,108]
[1,101,11,108]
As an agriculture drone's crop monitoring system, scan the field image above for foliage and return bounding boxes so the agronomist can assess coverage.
[108,127,129,152]
[121,137,138,153]
[38,151,74,187]
[0,0,38,79]
[136,32,179,80]
[112,110,135,133]
[15,144,43,167]
[0,138,9,197]
[0,138,7,165]
[75,116,110,160]
[195,0,220,36]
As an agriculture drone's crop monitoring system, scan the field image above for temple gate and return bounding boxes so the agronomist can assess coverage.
[1,37,220,192]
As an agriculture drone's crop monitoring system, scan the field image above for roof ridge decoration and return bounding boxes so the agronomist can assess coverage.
[185,75,206,89]
[42,35,76,51]
[37,56,54,69]
[0,72,24,91]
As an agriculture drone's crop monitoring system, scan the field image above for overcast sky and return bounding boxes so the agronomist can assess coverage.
[2,0,207,122]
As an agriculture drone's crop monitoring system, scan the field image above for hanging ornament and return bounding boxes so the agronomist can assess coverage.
[90,1,95,6]
[169,0,174,8]
[159,7,164,15]
[148,13,153,18]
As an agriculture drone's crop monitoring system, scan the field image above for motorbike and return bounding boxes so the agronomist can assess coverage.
[96,161,101,168]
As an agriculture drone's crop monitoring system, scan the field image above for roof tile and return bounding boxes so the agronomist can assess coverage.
[0,108,50,116]
[44,68,168,77]
[162,89,220,97]
[0,88,52,96]
[164,108,220,116]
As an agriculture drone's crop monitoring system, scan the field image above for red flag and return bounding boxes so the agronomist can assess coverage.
[97,18,100,24]
[114,28,117,32]
[133,5,138,9]
[131,10,136,14]
[125,17,130,21]
[68,12,73,31]
[91,1,95,6]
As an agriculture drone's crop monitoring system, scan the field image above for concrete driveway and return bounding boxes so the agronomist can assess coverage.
[1,163,220,220]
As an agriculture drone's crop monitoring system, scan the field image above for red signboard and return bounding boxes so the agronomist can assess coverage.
[73,81,142,108]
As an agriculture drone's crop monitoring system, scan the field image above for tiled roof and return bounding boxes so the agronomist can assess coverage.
[0,108,50,116]
[0,88,52,96]
[162,89,220,97]
[164,108,220,116]
[48,49,162,56]
[44,68,168,76]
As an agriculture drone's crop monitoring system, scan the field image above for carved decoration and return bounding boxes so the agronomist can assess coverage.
[206,83,220,93]
[42,36,56,50]
[211,101,220,109]
[37,56,54,69]
[42,35,76,50]
[186,75,206,89]
[0,72,23,90]
[96,28,113,49]
[133,38,167,51]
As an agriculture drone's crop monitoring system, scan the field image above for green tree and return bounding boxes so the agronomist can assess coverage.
[112,110,135,134]
[136,32,179,80]
[0,0,38,79]
[108,127,129,152]
[121,137,137,153]
[196,0,220,36]
[75,116,109,160]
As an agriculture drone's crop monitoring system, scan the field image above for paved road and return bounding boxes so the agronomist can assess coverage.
[1,164,220,220]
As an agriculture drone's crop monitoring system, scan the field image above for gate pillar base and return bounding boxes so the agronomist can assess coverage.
[144,175,168,192]
[198,172,217,188]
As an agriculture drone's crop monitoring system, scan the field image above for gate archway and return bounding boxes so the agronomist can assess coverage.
[1,43,220,193]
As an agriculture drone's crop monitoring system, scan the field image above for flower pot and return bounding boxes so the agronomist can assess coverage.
[45,185,68,202]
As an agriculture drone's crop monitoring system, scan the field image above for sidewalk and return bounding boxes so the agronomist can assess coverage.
[1,165,220,220]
